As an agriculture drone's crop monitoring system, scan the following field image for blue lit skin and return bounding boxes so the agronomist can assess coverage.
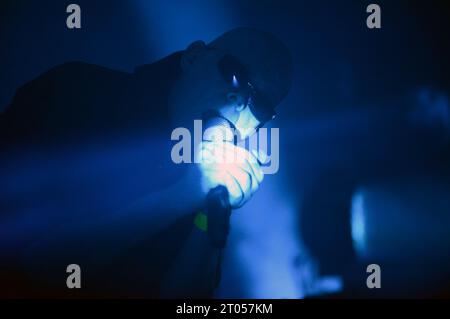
[168,43,262,140]
[197,139,263,208]
[227,75,261,139]
[197,68,264,207]
[233,106,261,139]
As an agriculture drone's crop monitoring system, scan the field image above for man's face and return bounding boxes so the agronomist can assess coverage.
[171,47,262,140]
[170,28,292,140]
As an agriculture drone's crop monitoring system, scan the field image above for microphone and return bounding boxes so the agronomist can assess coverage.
[202,111,236,143]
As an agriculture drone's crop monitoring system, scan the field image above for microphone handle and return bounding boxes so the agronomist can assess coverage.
[205,185,231,249]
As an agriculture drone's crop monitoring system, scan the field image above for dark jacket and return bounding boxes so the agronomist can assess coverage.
[0,53,201,297]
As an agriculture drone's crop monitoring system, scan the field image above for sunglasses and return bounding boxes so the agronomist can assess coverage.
[217,54,276,129]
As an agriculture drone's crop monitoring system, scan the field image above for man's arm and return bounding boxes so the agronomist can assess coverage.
[18,165,206,289]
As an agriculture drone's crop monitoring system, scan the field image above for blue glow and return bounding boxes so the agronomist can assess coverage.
[350,191,367,257]
[215,171,343,298]
[232,75,239,88]
[134,0,238,58]
[198,140,259,207]
[3,0,448,298]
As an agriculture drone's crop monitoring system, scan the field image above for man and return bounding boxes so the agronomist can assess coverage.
[0,28,292,297]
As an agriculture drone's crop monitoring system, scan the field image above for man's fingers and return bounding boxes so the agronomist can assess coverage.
[246,158,264,184]
[197,141,265,207]
[226,165,252,192]
[252,149,269,165]
[201,142,264,185]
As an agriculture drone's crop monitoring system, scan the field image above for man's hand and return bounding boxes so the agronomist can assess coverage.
[197,140,264,208]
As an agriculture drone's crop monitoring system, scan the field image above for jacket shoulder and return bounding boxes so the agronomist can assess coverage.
[1,62,133,142]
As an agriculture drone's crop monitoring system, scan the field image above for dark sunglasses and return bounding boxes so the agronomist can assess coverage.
[217,54,276,128]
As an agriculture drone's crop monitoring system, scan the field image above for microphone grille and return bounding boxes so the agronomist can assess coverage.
[203,116,234,142]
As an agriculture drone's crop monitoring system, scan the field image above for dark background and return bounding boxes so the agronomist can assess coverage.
[2,0,449,114]
[1,0,450,298]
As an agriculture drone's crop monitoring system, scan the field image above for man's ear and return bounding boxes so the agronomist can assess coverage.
[181,40,206,72]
